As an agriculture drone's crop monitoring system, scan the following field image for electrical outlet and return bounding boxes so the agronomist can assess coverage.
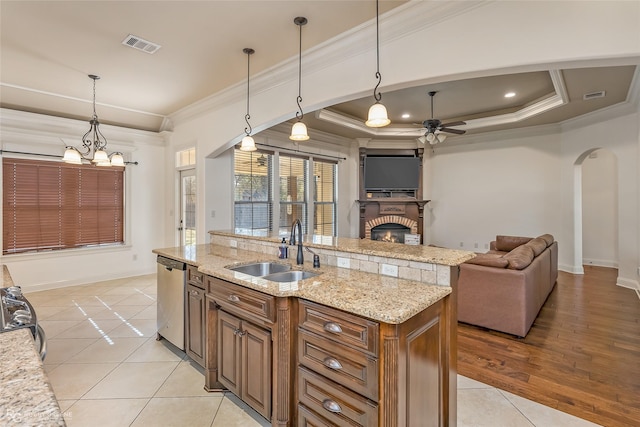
[459,242,464,247]
[211,210,216,218]
[132,254,137,261]
[380,263,398,277]
[337,257,350,269]
[474,243,478,249]
[230,240,237,248]
[485,243,489,249]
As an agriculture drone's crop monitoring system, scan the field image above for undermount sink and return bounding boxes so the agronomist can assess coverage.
[262,270,320,282]
[228,262,291,277]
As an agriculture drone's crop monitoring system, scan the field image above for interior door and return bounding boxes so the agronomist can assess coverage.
[179,168,196,245]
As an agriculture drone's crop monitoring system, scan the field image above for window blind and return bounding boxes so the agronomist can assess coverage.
[279,155,308,235]
[313,160,337,236]
[233,150,272,235]
[2,158,124,254]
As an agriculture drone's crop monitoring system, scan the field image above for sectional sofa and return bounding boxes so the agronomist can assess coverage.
[457,234,558,337]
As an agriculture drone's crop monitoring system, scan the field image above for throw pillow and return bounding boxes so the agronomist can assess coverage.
[525,237,547,256]
[465,254,509,268]
[495,235,533,252]
[503,244,535,270]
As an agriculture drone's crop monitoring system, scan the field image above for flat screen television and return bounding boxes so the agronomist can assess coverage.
[364,156,420,191]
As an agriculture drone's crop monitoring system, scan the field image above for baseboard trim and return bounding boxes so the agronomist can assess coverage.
[22,269,156,293]
[582,258,618,269]
[559,264,584,274]
[617,276,640,300]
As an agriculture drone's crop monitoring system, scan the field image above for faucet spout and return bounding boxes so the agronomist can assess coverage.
[290,219,304,265]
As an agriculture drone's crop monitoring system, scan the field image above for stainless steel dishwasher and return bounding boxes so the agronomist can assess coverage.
[156,255,186,350]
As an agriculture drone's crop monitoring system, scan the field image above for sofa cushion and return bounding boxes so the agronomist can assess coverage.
[503,244,535,270]
[525,237,547,256]
[465,254,509,268]
[537,234,554,247]
[495,235,533,252]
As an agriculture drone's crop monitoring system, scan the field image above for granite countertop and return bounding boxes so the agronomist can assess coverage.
[154,243,453,324]
[208,230,474,266]
[0,329,65,426]
[2,265,15,288]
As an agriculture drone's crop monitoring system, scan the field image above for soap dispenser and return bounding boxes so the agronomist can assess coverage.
[278,238,288,259]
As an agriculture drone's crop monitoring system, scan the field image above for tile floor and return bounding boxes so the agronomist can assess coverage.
[26,274,600,427]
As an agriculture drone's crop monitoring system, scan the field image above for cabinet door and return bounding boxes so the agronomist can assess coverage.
[186,284,205,366]
[217,310,242,396]
[242,320,272,420]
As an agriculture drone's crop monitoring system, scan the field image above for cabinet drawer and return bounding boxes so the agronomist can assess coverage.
[297,403,333,427]
[299,300,378,356]
[208,277,275,323]
[298,366,378,427]
[187,265,205,289]
[298,329,378,400]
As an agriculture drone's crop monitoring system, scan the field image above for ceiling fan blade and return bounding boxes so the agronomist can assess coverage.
[439,127,466,135]
[440,121,466,128]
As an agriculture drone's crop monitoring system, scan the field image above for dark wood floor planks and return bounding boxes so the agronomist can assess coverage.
[457,266,640,427]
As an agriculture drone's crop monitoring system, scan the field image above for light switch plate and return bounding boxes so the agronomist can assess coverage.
[230,240,237,248]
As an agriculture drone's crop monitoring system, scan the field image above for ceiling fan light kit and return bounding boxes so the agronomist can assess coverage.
[418,91,466,145]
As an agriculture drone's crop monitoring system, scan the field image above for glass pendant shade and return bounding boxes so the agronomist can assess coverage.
[289,121,309,141]
[62,147,82,164]
[239,135,257,151]
[365,102,390,127]
[110,153,125,166]
[426,133,436,143]
[92,149,109,163]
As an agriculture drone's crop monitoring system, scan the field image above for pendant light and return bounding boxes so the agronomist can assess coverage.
[62,74,125,166]
[239,48,257,152]
[365,0,390,128]
[290,16,309,141]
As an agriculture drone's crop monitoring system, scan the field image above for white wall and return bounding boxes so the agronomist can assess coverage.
[582,149,618,267]
[0,109,167,291]
[425,131,563,252]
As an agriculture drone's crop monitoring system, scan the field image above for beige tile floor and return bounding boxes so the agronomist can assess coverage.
[26,274,600,427]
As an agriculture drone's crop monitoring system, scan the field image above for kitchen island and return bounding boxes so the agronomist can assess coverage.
[153,231,474,427]
[0,266,65,427]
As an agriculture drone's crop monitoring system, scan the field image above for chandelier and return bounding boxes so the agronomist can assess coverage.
[62,74,124,166]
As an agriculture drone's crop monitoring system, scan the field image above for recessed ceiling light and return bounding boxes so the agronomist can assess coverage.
[504,92,516,98]
[401,113,411,119]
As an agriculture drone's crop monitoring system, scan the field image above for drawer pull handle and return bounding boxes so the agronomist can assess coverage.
[322,399,342,414]
[228,295,240,302]
[323,357,343,370]
[323,322,343,334]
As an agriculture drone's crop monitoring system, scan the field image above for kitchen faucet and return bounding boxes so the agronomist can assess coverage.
[290,219,304,265]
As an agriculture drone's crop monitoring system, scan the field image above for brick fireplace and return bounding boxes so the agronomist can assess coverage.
[358,147,429,243]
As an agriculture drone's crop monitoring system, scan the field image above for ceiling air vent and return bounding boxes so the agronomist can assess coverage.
[122,34,161,54]
[583,91,606,101]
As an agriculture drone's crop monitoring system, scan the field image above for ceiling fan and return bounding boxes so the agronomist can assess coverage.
[419,91,466,145]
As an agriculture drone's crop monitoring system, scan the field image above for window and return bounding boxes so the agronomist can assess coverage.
[234,151,272,235]
[313,160,337,236]
[2,158,124,254]
[176,147,196,167]
[279,155,308,235]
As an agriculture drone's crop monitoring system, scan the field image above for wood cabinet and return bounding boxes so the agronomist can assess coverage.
[297,298,451,427]
[218,309,271,419]
[205,276,294,426]
[185,265,205,367]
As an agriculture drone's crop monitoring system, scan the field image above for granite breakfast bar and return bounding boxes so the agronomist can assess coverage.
[154,231,474,426]
[0,266,65,427]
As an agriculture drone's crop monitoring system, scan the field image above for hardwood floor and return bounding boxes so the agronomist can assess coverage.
[457,266,640,427]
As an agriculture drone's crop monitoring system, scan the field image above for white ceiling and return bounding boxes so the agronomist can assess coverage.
[1,1,638,142]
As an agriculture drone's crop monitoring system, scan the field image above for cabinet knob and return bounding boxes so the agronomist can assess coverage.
[322,399,342,413]
[234,329,246,337]
[323,357,343,371]
[323,322,343,334]
[228,295,240,303]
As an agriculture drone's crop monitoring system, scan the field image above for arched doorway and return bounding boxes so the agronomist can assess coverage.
[574,148,619,272]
